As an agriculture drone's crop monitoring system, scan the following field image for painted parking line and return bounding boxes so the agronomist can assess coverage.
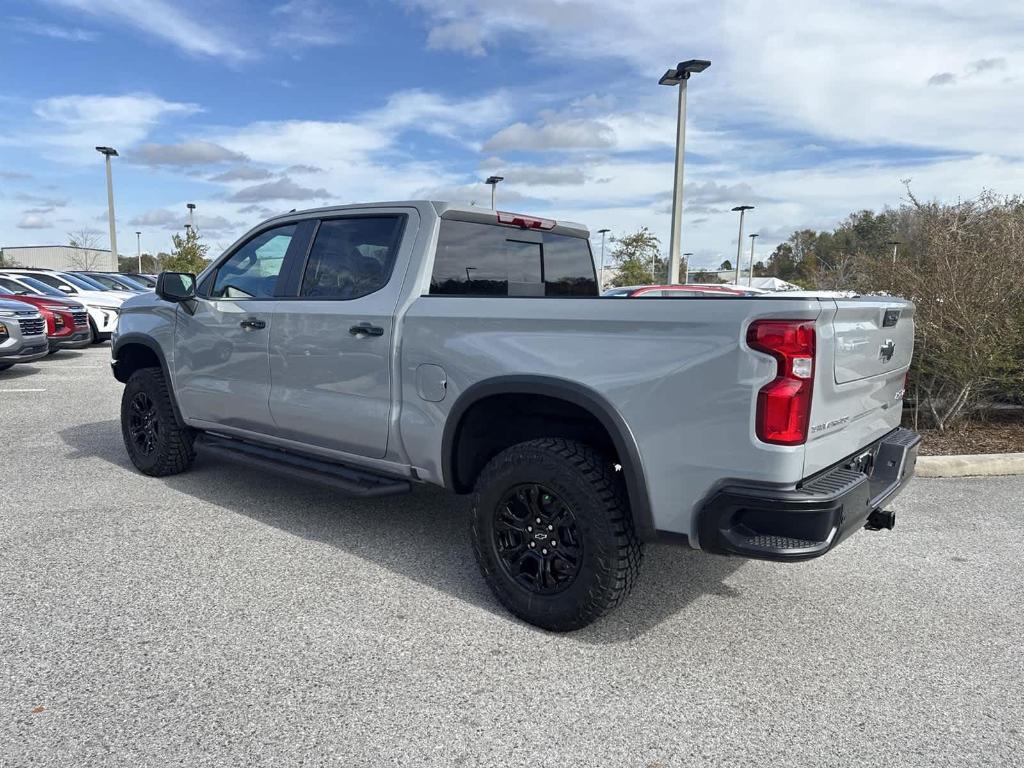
[0,388,47,393]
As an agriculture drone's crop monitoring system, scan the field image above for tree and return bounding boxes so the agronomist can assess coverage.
[118,253,163,274]
[0,249,20,268]
[67,228,105,269]
[608,227,666,287]
[844,190,1024,430]
[163,228,209,274]
[719,259,732,271]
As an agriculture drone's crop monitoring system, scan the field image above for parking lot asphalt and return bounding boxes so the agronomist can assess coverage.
[1,345,1022,767]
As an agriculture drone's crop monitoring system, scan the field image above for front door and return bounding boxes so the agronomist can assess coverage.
[268,211,417,458]
[173,223,303,433]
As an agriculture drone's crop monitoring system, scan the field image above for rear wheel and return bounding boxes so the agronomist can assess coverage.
[0,363,13,372]
[121,367,195,476]
[88,318,100,344]
[470,438,643,631]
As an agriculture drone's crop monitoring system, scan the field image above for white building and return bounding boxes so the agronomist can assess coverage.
[0,245,117,271]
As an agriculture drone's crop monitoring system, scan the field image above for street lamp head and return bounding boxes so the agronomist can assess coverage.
[749,233,759,239]
[95,146,118,157]
[135,231,141,236]
[186,203,196,211]
[597,228,611,234]
[485,176,504,185]
[682,252,694,256]
[678,59,711,74]
[659,59,711,85]
[731,205,755,212]
[885,239,901,245]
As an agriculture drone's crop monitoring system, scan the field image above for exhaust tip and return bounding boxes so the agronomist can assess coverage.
[865,509,896,531]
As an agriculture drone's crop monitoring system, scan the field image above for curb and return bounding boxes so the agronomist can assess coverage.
[916,452,1024,478]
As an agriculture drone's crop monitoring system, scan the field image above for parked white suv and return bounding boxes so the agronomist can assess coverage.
[0,269,123,343]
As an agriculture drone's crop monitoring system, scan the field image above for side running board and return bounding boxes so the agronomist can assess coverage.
[195,433,411,498]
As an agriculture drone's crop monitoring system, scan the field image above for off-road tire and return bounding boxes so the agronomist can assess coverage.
[470,438,643,631]
[121,366,196,476]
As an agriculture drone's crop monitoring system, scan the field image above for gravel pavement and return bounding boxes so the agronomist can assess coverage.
[1,346,1021,767]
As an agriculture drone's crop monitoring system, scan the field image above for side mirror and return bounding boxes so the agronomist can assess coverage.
[156,272,196,303]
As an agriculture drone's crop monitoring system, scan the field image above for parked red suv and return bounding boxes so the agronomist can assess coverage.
[0,284,92,352]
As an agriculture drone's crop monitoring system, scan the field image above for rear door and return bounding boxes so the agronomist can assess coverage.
[173,222,310,433]
[804,297,915,475]
[268,209,418,458]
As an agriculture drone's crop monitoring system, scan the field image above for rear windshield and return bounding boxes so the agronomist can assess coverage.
[429,219,597,297]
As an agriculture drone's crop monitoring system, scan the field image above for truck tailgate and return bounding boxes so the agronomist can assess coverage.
[804,297,915,476]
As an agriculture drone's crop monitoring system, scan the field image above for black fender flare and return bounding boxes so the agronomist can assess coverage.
[111,333,186,427]
[441,375,655,540]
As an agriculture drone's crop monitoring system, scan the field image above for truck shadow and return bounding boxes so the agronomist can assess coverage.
[60,419,744,644]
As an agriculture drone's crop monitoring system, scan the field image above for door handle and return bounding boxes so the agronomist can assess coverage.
[349,323,384,338]
[240,318,266,330]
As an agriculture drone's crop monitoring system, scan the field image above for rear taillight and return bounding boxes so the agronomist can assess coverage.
[747,319,816,446]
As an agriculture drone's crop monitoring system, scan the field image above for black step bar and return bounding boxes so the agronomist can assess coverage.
[195,433,411,498]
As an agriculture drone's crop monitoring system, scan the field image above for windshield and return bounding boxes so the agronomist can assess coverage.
[85,273,134,291]
[113,274,148,290]
[60,273,107,291]
[14,276,65,297]
[128,274,157,287]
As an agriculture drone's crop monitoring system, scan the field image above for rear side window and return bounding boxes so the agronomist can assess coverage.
[300,216,404,299]
[429,219,597,297]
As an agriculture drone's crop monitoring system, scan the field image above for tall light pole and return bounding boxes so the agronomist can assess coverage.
[597,228,611,289]
[731,205,754,284]
[659,58,711,285]
[485,176,504,209]
[885,239,900,291]
[682,252,693,282]
[747,233,759,287]
[95,146,119,262]
[186,203,196,230]
[135,231,142,273]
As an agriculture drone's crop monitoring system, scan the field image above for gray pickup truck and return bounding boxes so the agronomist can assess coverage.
[111,202,920,630]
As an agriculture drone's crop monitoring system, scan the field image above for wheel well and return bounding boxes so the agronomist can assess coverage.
[449,393,619,494]
[112,342,161,384]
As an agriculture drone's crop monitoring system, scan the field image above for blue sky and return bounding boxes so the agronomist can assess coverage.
[1,0,1021,269]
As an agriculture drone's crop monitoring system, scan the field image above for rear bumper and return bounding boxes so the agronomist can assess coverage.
[697,427,921,561]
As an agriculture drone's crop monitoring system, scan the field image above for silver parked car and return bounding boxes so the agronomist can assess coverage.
[0,298,48,370]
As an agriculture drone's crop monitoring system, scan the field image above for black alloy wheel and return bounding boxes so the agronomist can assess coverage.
[493,483,583,594]
[127,391,160,455]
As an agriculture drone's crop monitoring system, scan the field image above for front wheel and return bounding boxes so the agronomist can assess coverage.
[120,367,196,476]
[470,438,643,631]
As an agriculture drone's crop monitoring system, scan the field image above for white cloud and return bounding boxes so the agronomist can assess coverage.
[229,177,330,203]
[270,0,348,48]
[44,0,249,61]
[14,93,200,160]
[126,141,246,167]
[17,214,51,229]
[426,21,486,56]
[10,16,98,41]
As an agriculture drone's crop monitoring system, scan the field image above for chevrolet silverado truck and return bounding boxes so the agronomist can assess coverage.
[111,202,920,631]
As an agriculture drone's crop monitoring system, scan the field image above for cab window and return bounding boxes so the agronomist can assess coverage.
[210,224,296,299]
